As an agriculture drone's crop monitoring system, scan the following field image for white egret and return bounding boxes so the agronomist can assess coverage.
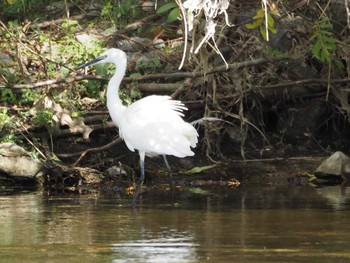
[76,48,198,206]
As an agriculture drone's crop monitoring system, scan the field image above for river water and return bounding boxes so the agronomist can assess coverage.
[1,183,350,262]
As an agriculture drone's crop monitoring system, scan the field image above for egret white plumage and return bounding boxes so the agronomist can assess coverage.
[76,48,198,206]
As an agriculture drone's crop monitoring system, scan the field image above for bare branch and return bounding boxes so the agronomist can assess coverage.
[0,75,109,89]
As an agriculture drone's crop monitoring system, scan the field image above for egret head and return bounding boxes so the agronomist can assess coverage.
[75,48,127,70]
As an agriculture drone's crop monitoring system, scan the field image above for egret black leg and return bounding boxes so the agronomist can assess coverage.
[132,152,146,207]
[163,155,173,185]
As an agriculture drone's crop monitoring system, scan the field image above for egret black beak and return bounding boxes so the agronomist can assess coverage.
[75,55,106,70]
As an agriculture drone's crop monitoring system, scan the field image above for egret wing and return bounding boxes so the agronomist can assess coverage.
[119,95,198,157]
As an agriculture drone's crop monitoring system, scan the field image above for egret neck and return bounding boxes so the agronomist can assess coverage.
[106,60,127,127]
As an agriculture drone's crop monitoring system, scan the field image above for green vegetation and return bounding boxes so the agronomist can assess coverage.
[0,0,162,148]
[156,2,179,23]
[310,17,342,67]
[245,8,277,41]
[1,0,44,18]
[101,0,141,26]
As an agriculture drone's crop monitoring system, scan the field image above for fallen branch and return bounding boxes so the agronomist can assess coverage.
[55,137,123,166]
[137,83,180,93]
[31,14,90,29]
[256,78,350,89]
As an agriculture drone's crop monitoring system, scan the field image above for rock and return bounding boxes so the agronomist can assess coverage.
[0,143,46,182]
[314,151,350,181]
[104,166,128,178]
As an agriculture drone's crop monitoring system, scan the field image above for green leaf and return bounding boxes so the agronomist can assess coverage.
[267,47,287,57]
[326,43,337,52]
[2,88,16,103]
[60,67,70,78]
[245,18,262,29]
[320,30,333,36]
[96,64,108,75]
[334,59,344,69]
[319,22,333,29]
[253,8,265,19]
[267,14,274,27]
[321,50,330,63]
[309,32,319,40]
[157,2,177,14]
[260,25,268,40]
[310,17,338,65]
[167,7,179,22]
[323,36,337,45]
[312,38,322,58]
[269,26,277,33]
[266,14,277,33]
[187,164,217,174]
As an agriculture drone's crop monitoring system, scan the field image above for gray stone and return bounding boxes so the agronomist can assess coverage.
[0,143,45,180]
[314,151,350,180]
